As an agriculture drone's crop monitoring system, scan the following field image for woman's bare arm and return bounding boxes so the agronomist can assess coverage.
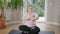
[22,14,30,21]
[30,13,39,21]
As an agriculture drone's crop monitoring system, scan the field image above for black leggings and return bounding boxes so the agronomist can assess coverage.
[19,25,40,34]
[19,25,30,34]
[29,26,40,34]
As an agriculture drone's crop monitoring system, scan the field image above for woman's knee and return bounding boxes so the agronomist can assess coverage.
[19,25,30,31]
[31,26,40,32]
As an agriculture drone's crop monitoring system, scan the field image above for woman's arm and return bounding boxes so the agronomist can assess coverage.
[22,14,30,21]
[35,14,39,20]
[30,13,39,21]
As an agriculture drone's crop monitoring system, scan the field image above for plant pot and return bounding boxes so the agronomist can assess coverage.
[0,18,6,28]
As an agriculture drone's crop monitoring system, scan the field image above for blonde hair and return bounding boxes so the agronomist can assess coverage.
[27,5,34,12]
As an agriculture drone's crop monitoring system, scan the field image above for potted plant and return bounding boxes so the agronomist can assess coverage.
[0,0,7,28]
[0,0,23,28]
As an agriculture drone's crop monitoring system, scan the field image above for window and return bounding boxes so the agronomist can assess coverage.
[23,0,45,22]
[27,0,45,17]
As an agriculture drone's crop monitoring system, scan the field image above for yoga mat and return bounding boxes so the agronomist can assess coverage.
[9,30,55,34]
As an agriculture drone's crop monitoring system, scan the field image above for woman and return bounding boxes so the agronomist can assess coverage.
[19,6,40,34]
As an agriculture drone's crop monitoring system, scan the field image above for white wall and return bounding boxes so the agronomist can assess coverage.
[46,0,60,25]
[5,8,23,25]
[46,0,54,22]
[5,8,12,21]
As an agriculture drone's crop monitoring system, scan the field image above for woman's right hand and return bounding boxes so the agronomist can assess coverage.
[26,17,30,20]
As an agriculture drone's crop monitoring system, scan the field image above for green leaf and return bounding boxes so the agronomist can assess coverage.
[8,0,23,9]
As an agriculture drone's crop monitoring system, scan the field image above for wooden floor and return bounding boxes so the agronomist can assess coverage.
[0,23,60,34]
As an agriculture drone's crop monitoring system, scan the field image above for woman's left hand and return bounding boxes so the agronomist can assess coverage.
[30,17,36,21]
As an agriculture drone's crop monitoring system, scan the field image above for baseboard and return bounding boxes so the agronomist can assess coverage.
[46,21,60,26]
[6,20,23,25]
[6,20,60,26]
[36,21,60,26]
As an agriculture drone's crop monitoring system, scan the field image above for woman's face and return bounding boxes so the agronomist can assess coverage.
[28,7,33,13]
